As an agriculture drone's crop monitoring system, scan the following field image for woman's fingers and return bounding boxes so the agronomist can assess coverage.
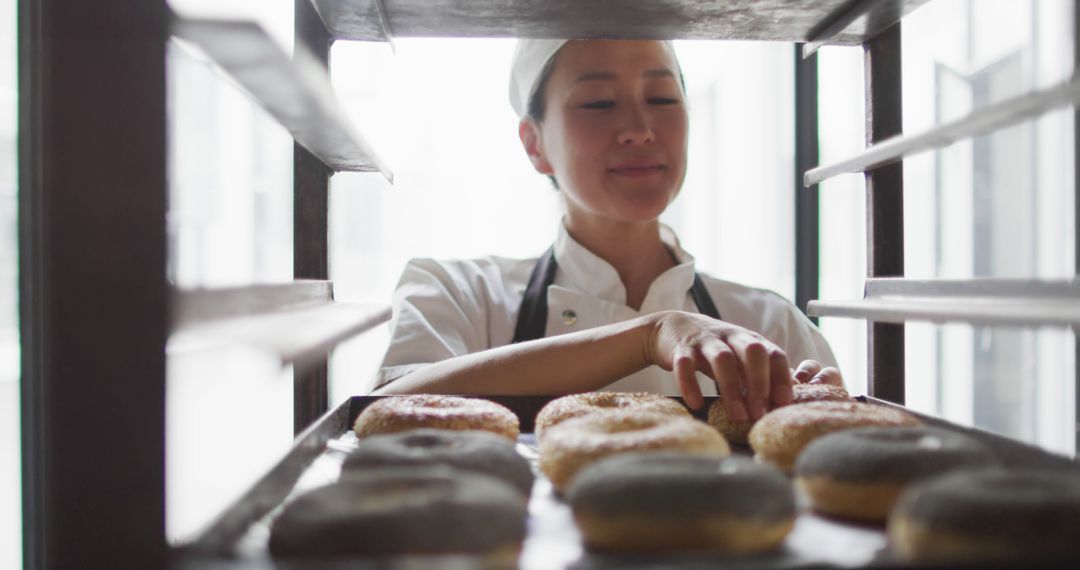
[701,340,750,423]
[651,313,799,417]
[724,334,777,420]
[808,366,844,387]
[672,345,705,410]
[768,350,793,409]
[793,360,823,383]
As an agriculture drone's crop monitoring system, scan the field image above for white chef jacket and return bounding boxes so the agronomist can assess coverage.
[374,223,838,394]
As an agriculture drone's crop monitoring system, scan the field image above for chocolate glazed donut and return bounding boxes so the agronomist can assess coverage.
[794,426,999,522]
[269,466,527,562]
[566,452,796,554]
[343,428,535,495]
[889,468,1080,563]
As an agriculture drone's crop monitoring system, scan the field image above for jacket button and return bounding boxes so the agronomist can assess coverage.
[561,309,577,325]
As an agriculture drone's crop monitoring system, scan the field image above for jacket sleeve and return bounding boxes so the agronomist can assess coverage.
[761,291,839,370]
[372,258,491,389]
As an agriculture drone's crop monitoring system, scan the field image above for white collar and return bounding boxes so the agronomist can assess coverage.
[551,221,697,312]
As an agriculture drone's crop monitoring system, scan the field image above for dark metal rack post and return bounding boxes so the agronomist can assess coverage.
[795,44,820,321]
[1073,0,1079,455]
[293,0,334,435]
[19,0,169,568]
[864,23,906,404]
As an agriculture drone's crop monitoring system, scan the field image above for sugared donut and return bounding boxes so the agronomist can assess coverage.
[795,426,999,522]
[708,383,851,445]
[535,392,689,440]
[748,401,919,472]
[342,429,534,495]
[889,468,1080,563]
[269,467,527,562]
[539,410,729,491]
[353,395,519,441]
[567,453,796,554]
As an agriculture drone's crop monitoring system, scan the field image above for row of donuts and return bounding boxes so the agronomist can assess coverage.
[268,393,1080,564]
[538,389,1080,564]
[269,394,765,559]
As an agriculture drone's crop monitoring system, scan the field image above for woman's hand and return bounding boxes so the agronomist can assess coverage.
[792,359,843,386]
[644,311,793,419]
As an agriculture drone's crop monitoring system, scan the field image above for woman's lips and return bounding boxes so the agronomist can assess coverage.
[609,164,665,178]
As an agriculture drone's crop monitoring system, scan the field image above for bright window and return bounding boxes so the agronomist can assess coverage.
[1,0,19,565]
[901,0,1076,455]
[817,45,868,396]
[165,0,298,543]
[818,0,1076,456]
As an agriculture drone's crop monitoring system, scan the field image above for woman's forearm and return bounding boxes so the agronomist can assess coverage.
[374,310,829,419]
[375,314,660,395]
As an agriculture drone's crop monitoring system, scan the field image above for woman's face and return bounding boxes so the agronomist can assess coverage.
[522,40,689,228]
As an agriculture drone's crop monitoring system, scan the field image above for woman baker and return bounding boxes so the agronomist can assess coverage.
[374,39,840,423]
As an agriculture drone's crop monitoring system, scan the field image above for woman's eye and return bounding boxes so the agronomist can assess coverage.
[649,97,680,105]
[582,100,615,110]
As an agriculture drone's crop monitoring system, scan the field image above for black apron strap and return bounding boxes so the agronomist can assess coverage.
[690,273,721,320]
[511,247,559,344]
[511,246,722,344]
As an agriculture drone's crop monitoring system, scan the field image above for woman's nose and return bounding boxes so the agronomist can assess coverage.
[616,106,655,145]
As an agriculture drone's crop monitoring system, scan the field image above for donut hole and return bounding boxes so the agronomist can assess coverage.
[613,419,660,432]
[851,428,941,447]
[400,433,454,449]
[963,472,1079,501]
[590,395,622,408]
[419,400,464,410]
[915,435,944,450]
[358,479,454,510]
[598,417,664,435]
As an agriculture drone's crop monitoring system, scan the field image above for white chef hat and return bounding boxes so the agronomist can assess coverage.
[508,39,683,118]
[508,39,569,118]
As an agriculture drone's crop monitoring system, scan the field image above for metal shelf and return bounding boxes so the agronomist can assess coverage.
[171,16,393,179]
[169,281,392,372]
[308,0,928,43]
[808,278,1080,328]
[805,72,1080,186]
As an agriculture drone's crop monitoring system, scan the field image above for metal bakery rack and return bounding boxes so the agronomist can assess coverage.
[169,394,1080,570]
[16,0,1079,569]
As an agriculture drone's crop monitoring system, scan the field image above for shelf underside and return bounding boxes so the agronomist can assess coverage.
[172,17,392,178]
[310,0,930,43]
[170,282,391,371]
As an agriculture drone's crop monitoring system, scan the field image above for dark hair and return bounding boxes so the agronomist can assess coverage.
[526,57,558,122]
[525,58,560,188]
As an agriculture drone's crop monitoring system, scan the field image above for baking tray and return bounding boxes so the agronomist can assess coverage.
[171,395,1080,569]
